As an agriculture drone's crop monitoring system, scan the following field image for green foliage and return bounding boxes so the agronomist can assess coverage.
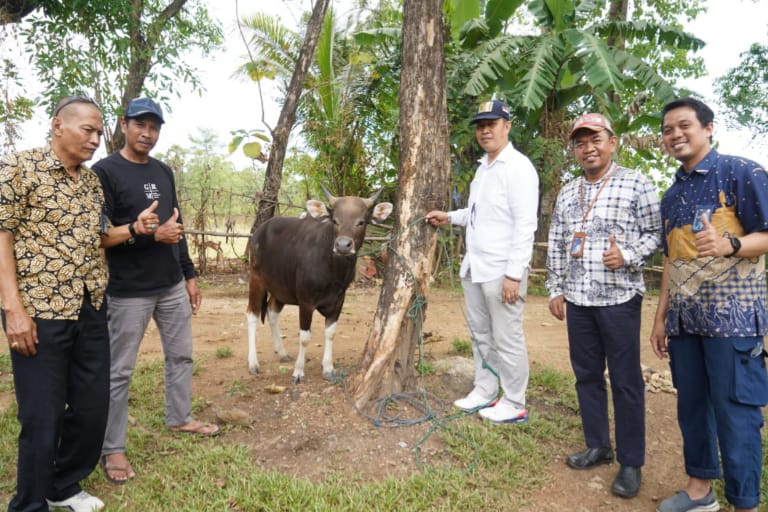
[214,347,234,359]
[715,41,768,138]
[19,0,222,149]
[239,2,401,196]
[451,338,472,355]
[415,360,436,375]
[0,54,35,152]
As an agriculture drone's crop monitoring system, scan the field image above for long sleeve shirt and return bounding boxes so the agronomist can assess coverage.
[546,164,661,307]
[449,142,539,283]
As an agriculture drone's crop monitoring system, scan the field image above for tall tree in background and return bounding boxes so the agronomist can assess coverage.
[237,1,400,198]
[249,0,330,231]
[20,0,222,152]
[715,41,768,141]
[350,0,450,406]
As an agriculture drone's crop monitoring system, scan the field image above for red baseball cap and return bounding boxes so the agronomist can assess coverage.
[569,113,614,140]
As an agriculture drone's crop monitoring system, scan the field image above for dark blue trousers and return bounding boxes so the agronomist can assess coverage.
[669,332,767,510]
[566,294,645,467]
[6,292,110,512]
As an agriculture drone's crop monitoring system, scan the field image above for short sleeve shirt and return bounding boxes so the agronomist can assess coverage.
[660,149,768,337]
[0,145,109,319]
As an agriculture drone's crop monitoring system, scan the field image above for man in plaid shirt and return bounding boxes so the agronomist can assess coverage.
[545,113,662,499]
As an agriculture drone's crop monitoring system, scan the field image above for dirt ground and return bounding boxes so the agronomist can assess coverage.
[0,269,700,511]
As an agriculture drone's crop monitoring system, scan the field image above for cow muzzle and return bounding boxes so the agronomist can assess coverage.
[334,236,355,255]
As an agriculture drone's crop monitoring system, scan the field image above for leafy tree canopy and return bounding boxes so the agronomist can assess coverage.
[715,39,768,140]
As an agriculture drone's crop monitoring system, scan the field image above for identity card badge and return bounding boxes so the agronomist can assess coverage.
[691,206,713,233]
[570,232,586,258]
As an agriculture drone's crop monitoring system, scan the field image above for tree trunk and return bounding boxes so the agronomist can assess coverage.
[108,0,189,153]
[350,0,449,408]
[250,0,330,232]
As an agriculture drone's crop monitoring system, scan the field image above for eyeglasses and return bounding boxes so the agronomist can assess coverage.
[572,130,610,151]
[53,95,101,117]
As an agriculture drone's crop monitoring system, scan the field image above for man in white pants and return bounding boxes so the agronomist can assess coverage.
[426,99,539,423]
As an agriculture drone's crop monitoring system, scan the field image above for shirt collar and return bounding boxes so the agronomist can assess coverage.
[675,148,719,182]
[478,141,513,166]
[40,143,67,173]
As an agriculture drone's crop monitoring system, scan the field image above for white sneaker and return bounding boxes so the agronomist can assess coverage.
[453,391,499,412]
[478,402,528,424]
[47,491,105,511]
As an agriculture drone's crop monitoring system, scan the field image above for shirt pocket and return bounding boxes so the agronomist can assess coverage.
[730,338,768,407]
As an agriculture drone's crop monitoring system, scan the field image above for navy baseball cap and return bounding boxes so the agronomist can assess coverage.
[470,99,510,125]
[125,97,165,124]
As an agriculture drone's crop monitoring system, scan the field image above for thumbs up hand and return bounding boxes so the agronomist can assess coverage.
[154,207,185,245]
[694,212,727,257]
[602,234,625,269]
[135,200,160,235]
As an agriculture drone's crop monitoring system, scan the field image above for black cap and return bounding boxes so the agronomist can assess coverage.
[470,99,510,125]
[125,97,164,124]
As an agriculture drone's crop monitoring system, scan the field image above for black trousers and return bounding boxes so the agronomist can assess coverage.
[6,292,110,512]
[566,294,645,467]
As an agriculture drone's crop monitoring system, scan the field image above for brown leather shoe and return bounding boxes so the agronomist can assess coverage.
[566,446,614,469]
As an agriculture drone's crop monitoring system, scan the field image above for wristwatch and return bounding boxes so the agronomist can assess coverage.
[726,235,741,257]
[126,221,137,245]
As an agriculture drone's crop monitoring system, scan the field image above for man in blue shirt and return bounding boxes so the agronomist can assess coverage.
[651,97,768,512]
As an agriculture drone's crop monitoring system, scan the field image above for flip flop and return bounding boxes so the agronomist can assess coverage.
[100,455,134,485]
[169,421,221,437]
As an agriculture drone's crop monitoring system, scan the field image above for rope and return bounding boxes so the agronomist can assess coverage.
[340,216,500,474]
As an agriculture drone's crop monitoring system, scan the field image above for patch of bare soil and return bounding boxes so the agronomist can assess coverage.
[0,268,690,511]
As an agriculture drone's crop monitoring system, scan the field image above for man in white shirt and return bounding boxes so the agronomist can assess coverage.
[426,99,539,423]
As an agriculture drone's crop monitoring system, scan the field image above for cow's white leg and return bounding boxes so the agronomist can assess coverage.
[322,322,336,381]
[267,309,291,362]
[292,329,311,384]
[246,312,259,375]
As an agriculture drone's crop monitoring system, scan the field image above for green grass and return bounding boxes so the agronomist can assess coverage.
[0,360,584,511]
[2,357,764,510]
[450,338,472,355]
[214,346,234,359]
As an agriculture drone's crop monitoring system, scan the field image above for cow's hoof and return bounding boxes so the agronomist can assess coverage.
[279,355,294,363]
[248,367,260,376]
[323,371,335,382]
[291,375,304,384]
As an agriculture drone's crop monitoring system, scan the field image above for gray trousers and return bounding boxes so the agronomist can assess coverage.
[102,280,194,455]
[462,271,529,409]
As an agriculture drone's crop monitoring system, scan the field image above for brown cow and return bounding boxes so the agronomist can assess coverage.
[246,187,393,383]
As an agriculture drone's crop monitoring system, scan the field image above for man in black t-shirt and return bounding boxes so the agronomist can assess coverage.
[93,97,219,485]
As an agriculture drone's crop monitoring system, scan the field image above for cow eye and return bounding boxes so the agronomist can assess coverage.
[357,220,365,227]
[332,218,339,225]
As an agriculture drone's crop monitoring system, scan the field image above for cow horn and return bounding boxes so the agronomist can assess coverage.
[320,184,337,207]
[363,187,384,208]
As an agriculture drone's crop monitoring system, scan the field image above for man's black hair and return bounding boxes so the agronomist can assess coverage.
[661,97,714,127]
[661,97,714,143]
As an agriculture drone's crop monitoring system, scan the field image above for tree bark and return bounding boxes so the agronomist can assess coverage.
[350,0,450,408]
[249,0,330,232]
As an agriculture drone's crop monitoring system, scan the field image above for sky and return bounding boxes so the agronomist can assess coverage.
[9,0,768,168]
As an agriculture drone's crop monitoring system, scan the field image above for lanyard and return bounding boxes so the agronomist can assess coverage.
[579,162,617,228]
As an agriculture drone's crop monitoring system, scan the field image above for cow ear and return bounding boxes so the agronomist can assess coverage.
[306,199,329,218]
[370,202,393,224]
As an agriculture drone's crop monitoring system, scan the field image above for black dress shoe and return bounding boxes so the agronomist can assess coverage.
[566,446,614,469]
[611,465,641,498]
